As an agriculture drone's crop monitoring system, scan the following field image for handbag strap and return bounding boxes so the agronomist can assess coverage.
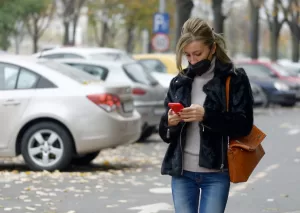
[226,76,231,112]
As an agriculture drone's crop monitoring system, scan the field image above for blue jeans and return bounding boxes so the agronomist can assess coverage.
[171,170,230,213]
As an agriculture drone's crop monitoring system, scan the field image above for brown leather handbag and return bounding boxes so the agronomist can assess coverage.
[226,76,266,183]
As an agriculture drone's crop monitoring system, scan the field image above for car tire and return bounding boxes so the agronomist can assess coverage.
[71,151,100,165]
[21,121,73,171]
[259,89,269,108]
[138,126,156,142]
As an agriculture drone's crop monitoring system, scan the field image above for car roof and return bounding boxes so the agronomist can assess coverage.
[34,47,128,57]
[0,55,88,87]
[52,58,138,67]
[0,54,41,67]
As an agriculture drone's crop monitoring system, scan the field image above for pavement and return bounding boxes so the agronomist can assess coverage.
[0,107,299,213]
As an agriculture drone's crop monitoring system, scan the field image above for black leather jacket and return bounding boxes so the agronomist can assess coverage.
[159,59,254,176]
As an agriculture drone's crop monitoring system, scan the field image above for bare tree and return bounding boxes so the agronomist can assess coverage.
[279,0,299,62]
[25,1,56,53]
[211,0,234,34]
[175,0,194,44]
[264,0,285,61]
[60,0,86,46]
[87,0,120,47]
[12,21,26,54]
[250,0,264,59]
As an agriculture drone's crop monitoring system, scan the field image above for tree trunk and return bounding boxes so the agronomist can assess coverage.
[290,11,300,62]
[71,19,78,46]
[250,0,260,59]
[126,25,135,53]
[0,33,10,51]
[33,21,39,53]
[269,0,280,62]
[270,20,280,62]
[63,22,70,45]
[100,22,109,47]
[212,0,225,33]
[292,33,299,62]
[175,0,193,44]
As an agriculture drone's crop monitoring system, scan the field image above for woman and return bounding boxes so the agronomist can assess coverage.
[158,18,254,213]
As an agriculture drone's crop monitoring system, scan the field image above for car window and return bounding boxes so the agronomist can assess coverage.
[139,59,167,73]
[39,53,65,59]
[39,53,83,59]
[123,62,158,86]
[66,63,108,80]
[62,54,84,59]
[38,61,99,83]
[17,69,39,89]
[237,64,272,78]
[0,64,19,90]
[36,77,56,88]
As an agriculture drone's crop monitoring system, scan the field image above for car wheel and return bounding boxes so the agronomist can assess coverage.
[21,121,73,171]
[71,151,100,165]
[138,126,156,142]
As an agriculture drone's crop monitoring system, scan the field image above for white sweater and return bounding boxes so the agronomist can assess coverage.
[183,57,219,173]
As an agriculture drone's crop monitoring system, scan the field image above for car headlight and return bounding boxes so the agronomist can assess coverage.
[274,82,289,91]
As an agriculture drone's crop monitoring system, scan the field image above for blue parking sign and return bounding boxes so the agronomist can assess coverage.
[153,13,170,34]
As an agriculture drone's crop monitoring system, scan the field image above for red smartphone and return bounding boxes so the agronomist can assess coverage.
[168,102,184,114]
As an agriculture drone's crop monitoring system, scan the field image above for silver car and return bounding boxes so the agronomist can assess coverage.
[33,47,133,61]
[0,55,141,171]
[52,58,166,141]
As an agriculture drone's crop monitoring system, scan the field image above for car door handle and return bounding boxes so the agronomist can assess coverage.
[3,99,20,106]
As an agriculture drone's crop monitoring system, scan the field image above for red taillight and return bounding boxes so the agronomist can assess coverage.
[132,88,146,95]
[87,94,121,112]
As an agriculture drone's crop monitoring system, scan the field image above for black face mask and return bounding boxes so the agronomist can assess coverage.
[188,48,212,77]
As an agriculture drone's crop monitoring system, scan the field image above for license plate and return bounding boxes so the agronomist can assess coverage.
[123,102,134,112]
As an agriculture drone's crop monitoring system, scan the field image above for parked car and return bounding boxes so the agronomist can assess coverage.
[52,58,166,141]
[236,61,297,107]
[250,82,268,107]
[278,60,300,77]
[0,55,141,171]
[140,64,175,89]
[33,47,133,61]
[134,53,188,75]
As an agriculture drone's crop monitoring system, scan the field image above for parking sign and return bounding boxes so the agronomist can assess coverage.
[153,13,170,34]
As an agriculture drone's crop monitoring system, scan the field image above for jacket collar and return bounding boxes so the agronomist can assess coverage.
[213,58,235,78]
[178,58,235,81]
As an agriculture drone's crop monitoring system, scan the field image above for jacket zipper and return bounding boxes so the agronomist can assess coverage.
[220,136,224,171]
[166,128,170,139]
[179,123,186,175]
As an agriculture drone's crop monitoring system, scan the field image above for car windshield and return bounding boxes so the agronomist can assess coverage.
[123,62,158,86]
[281,64,300,76]
[271,64,296,77]
[38,61,99,83]
[89,52,133,61]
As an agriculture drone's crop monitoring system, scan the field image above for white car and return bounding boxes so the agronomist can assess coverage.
[33,47,133,61]
[50,58,166,141]
[0,55,141,171]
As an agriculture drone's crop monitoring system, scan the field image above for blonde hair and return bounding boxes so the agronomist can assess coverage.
[176,18,232,72]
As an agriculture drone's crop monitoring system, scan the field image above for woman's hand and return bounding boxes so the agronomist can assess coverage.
[168,109,181,126]
[179,104,205,122]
